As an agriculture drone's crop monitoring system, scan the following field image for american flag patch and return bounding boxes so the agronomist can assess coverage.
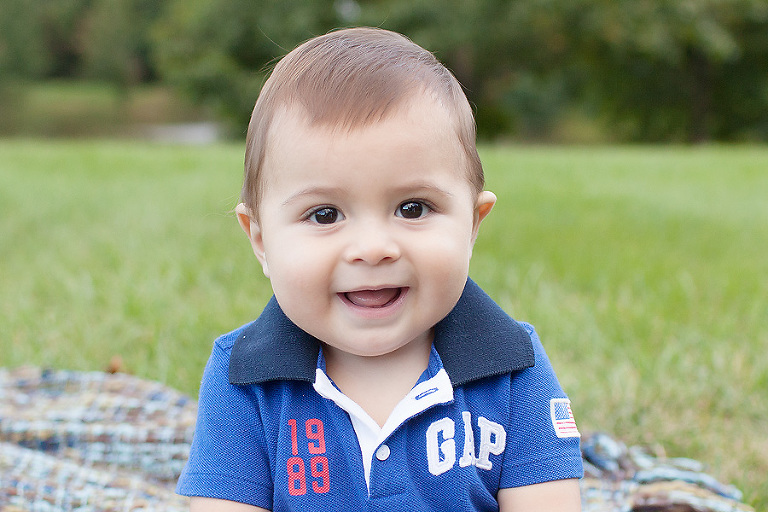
[550,398,580,438]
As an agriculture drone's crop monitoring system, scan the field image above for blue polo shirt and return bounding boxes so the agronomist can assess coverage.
[177,279,583,511]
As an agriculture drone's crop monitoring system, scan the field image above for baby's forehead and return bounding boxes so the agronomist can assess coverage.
[256,102,476,209]
[264,96,465,163]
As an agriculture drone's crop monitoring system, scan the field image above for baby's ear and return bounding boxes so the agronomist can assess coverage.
[235,203,269,278]
[472,191,497,242]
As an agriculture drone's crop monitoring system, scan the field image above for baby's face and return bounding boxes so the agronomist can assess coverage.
[239,95,495,360]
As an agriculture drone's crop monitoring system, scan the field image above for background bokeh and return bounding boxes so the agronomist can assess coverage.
[2,0,768,142]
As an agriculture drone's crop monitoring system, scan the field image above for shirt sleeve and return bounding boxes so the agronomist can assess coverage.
[499,322,584,488]
[176,331,274,509]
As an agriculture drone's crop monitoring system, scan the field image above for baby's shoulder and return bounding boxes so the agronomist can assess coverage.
[213,321,256,352]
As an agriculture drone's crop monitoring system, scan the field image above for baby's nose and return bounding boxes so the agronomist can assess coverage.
[344,222,401,265]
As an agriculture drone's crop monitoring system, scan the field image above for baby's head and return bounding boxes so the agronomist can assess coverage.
[241,27,483,219]
[236,28,497,358]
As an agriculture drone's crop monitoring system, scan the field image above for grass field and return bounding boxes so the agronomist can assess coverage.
[1,140,766,508]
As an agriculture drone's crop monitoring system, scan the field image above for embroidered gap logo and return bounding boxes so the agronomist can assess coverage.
[549,399,580,438]
[426,412,506,476]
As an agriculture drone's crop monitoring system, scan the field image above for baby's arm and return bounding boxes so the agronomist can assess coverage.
[497,479,581,512]
[190,497,270,512]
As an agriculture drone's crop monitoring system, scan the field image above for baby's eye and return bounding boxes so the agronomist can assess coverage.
[396,201,430,219]
[308,207,343,225]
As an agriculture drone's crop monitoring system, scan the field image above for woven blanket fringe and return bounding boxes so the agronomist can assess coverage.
[0,367,755,512]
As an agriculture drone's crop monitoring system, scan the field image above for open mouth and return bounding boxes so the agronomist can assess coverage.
[341,287,406,308]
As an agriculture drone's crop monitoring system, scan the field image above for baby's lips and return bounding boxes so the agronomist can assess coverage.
[344,288,402,308]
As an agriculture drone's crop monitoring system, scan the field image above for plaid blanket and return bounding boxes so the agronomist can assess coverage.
[0,367,753,512]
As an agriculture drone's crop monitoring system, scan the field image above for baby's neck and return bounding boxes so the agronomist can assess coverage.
[323,339,432,427]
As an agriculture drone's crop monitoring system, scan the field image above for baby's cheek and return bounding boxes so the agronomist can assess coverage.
[424,234,473,269]
[270,242,320,274]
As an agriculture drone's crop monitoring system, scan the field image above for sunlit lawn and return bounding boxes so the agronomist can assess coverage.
[1,140,766,508]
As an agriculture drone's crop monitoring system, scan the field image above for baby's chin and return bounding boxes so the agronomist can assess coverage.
[320,329,433,360]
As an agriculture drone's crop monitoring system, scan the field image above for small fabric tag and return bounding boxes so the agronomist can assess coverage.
[550,398,580,438]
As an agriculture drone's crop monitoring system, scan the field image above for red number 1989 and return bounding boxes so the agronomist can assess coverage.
[287,419,330,495]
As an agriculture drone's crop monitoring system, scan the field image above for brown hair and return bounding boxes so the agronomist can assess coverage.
[241,27,483,217]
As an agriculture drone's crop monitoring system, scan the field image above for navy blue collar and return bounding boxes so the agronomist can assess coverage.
[229,279,534,387]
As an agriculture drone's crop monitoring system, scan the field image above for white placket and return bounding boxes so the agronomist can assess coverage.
[313,367,454,492]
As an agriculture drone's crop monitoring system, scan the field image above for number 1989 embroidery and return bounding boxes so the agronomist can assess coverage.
[287,419,330,495]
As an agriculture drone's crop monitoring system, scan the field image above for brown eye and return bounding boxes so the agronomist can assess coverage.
[310,207,341,224]
[397,201,428,219]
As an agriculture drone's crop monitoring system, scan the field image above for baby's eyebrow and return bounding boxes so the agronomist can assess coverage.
[282,186,344,206]
[392,182,455,198]
[281,182,456,207]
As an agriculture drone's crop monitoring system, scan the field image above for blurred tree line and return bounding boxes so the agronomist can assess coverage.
[1,0,767,142]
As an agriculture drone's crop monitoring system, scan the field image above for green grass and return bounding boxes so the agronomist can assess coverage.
[1,141,766,508]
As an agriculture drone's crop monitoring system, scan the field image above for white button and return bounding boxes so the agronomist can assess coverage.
[375,444,390,461]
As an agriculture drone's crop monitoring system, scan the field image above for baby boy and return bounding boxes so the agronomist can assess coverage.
[177,27,583,511]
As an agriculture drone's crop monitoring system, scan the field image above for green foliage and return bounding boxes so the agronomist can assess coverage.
[0,0,55,79]
[2,0,768,141]
[564,0,768,141]
[1,141,766,508]
[150,0,768,141]
[151,0,348,131]
[0,82,211,137]
[362,0,580,138]
[0,0,162,88]
[80,0,159,87]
